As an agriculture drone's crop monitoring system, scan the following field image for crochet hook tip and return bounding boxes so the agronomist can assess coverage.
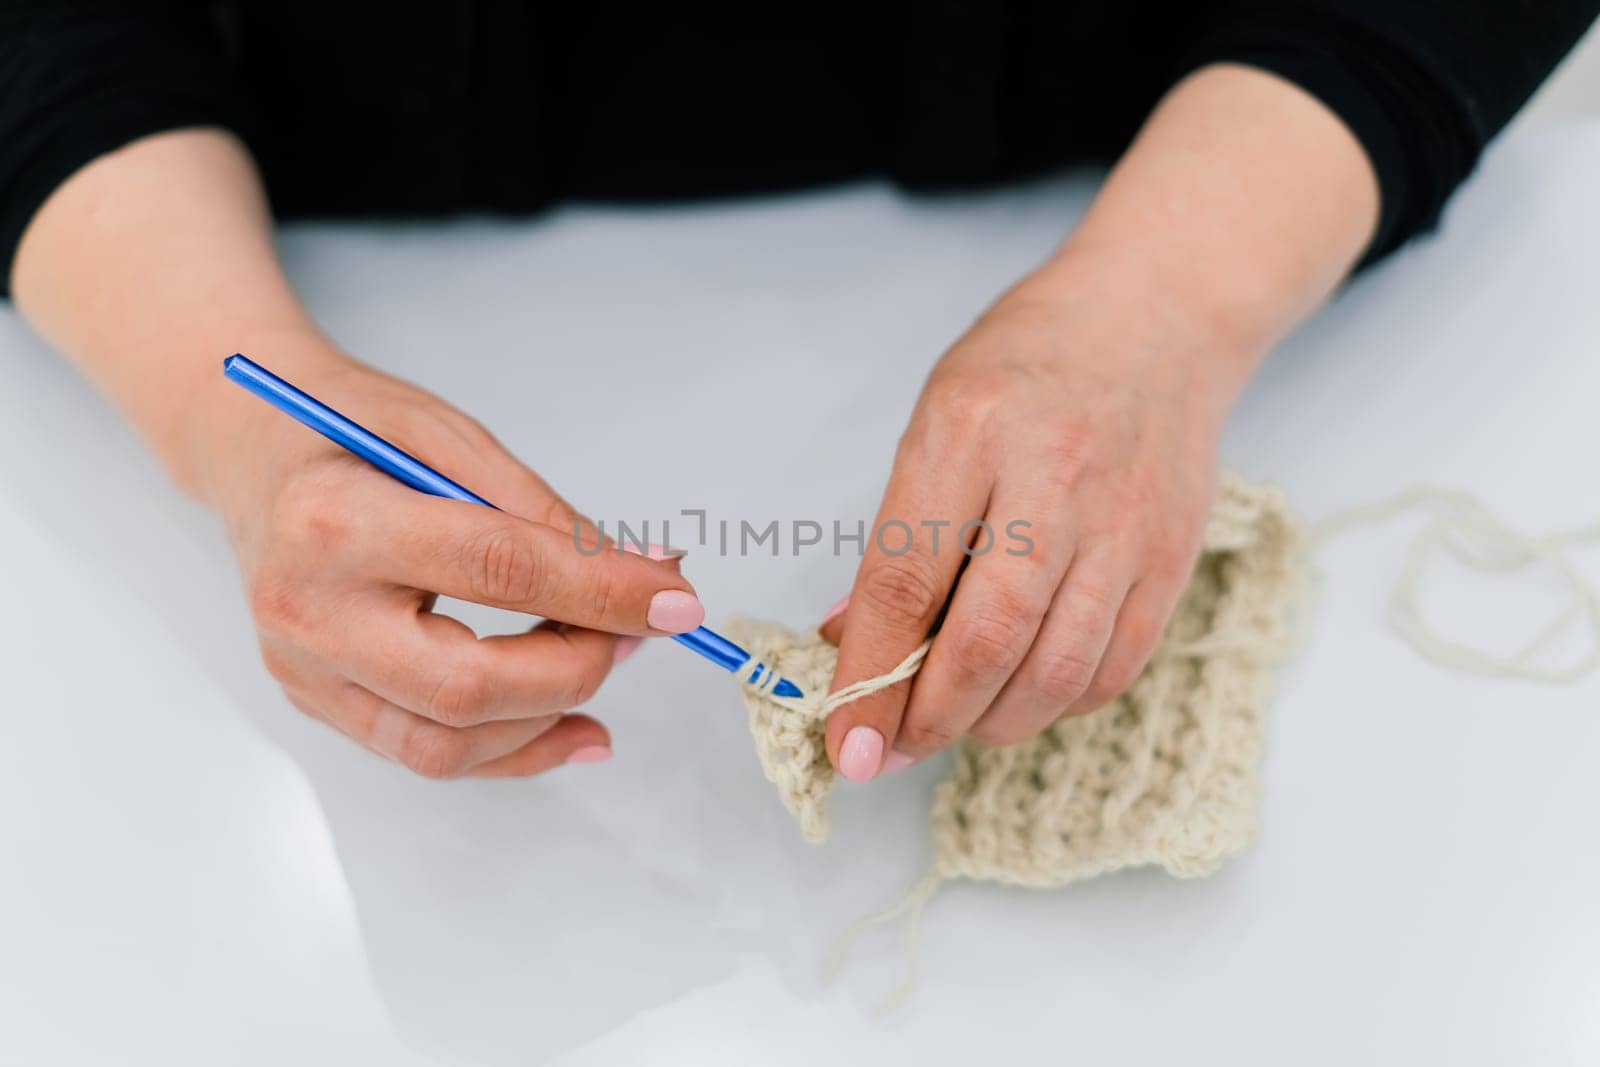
[671,626,803,697]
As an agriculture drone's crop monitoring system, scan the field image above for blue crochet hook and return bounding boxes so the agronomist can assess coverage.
[223,354,803,698]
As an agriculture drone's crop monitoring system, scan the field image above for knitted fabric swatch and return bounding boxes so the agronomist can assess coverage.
[728,618,844,843]
[728,471,1302,887]
[729,619,930,844]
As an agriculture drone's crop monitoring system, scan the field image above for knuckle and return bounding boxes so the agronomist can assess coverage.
[248,572,301,637]
[585,563,621,626]
[968,717,1029,748]
[281,689,322,722]
[466,525,544,605]
[859,555,944,629]
[1073,663,1141,716]
[1096,662,1141,703]
[1121,610,1167,659]
[390,404,484,454]
[1085,647,1152,710]
[1107,471,1162,516]
[379,404,436,445]
[1151,538,1200,583]
[536,493,582,533]
[547,662,599,712]
[562,661,606,709]
[948,602,1032,685]
[425,658,495,726]
[1033,645,1099,706]
[926,376,1004,432]
[258,644,298,687]
[897,716,962,754]
[270,474,353,553]
[1066,579,1120,618]
[1072,684,1121,716]
[1037,431,1094,486]
[399,725,471,780]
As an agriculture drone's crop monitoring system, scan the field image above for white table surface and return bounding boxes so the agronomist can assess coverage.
[2,122,1598,1066]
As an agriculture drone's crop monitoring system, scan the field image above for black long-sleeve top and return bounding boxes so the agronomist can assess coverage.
[2,2,1596,296]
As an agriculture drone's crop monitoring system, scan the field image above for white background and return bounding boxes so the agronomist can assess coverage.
[2,115,1598,1063]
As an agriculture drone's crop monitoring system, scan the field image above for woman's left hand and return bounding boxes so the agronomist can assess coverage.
[818,63,1378,781]
[818,253,1254,780]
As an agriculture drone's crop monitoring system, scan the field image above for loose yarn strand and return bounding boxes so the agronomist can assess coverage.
[818,640,932,713]
[823,869,946,1015]
[1310,487,1600,683]
[738,639,933,712]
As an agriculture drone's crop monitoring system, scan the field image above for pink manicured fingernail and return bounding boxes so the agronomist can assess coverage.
[647,589,704,633]
[883,750,915,775]
[820,594,851,626]
[566,745,612,765]
[838,725,885,782]
[622,541,685,561]
[612,635,644,665]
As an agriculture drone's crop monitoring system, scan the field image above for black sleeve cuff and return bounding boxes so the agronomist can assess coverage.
[1172,8,1481,269]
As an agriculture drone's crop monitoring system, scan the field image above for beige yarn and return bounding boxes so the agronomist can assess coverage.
[730,472,1600,1009]
[731,621,930,843]
[728,472,1300,1009]
[731,622,841,843]
[729,471,1302,881]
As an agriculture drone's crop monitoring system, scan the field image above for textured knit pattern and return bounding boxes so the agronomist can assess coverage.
[729,618,845,843]
[729,471,1301,887]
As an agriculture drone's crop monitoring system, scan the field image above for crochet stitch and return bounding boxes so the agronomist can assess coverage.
[728,471,1302,886]
[729,474,1600,1010]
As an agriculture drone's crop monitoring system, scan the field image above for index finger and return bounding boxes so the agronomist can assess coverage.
[368,487,704,636]
[826,445,988,781]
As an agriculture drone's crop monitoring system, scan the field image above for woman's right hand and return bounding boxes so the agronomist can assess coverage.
[196,343,704,779]
[8,131,699,780]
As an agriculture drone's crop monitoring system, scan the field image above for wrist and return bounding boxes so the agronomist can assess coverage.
[1019,64,1379,406]
[1010,244,1266,417]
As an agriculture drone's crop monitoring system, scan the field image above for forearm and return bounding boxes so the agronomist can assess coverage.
[1028,63,1380,404]
[9,128,343,500]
